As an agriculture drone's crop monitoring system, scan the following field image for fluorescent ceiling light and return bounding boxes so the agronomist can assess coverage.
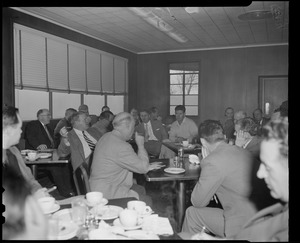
[129,7,188,43]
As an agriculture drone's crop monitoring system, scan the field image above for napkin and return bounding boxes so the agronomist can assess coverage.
[188,154,200,164]
[142,214,174,235]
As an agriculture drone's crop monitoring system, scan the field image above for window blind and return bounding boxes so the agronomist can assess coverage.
[101,54,114,92]
[86,50,101,93]
[114,58,126,93]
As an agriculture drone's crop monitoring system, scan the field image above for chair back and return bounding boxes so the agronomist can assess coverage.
[73,162,91,195]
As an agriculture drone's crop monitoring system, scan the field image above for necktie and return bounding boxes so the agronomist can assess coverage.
[44,125,54,148]
[82,131,95,152]
[144,123,149,142]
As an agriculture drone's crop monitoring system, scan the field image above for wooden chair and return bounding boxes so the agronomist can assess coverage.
[73,162,91,195]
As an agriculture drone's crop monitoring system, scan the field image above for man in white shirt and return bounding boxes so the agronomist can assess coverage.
[169,105,198,143]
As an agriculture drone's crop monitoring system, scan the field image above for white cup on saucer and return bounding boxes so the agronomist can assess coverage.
[38,196,55,212]
[127,200,152,216]
[27,151,38,161]
[86,191,103,206]
[119,209,138,228]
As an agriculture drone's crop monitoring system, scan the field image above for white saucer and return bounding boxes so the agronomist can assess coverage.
[52,208,72,222]
[86,198,108,207]
[58,220,78,240]
[90,205,123,220]
[38,152,52,158]
[164,167,185,174]
[113,218,142,231]
[123,230,160,239]
[43,203,60,214]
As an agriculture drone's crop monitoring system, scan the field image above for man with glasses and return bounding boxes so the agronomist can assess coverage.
[24,108,75,198]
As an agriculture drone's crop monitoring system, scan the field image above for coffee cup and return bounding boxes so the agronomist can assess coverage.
[119,209,138,227]
[127,200,152,215]
[38,196,55,212]
[27,151,37,161]
[182,140,189,147]
[86,191,103,206]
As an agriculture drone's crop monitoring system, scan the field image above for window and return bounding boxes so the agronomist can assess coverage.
[169,62,199,116]
[52,93,81,119]
[84,94,105,116]
[15,89,49,121]
[107,95,125,114]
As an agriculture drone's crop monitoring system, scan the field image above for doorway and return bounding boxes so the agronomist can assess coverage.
[258,75,288,117]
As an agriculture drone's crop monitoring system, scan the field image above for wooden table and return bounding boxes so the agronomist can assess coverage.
[24,149,70,178]
[145,158,201,232]
[162,141,202,156]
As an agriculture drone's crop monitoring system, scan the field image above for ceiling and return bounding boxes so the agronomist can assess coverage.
[12,2,289,54]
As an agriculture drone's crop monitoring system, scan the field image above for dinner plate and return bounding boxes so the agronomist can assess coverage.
[90,205,123,220]
[164,167,185,174]
[113,218,143,231]
[38,152,52,158]
[21,149,36,155]
[123,230,160,239]
[52,208,72,222]
[58,220,78,240]
[43,203,60,214]
[85,198,108,207]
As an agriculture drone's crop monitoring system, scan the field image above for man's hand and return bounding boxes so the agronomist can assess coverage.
[148,163,165,171]
[37,144,47,150]
[135,131,145,147]
[33,188,51,200]
[235,130,250,147]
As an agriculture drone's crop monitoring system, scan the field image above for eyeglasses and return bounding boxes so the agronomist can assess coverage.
[41,114,51,117]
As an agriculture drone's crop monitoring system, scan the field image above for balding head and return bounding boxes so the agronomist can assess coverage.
[234,110,247,123]
[113,112,135,140]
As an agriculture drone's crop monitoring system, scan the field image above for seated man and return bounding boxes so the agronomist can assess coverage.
[78,104,98,126]
[169,105,198,144]
[187,117,289,241]
[222,107,235,143]
[135,108,169,157]
[53,108,77,145]
[130,107,141,127]
[252,108,270,136]
[234,110,247,124]
[92,110,114,134]
[24,108,75,198]
[58,111,103,172]
[181,120,257,238]
[149,106,162,122]
[3,166,48,240]
[89,112,161,205]
[3,105,50,199]
[101,105,110,112]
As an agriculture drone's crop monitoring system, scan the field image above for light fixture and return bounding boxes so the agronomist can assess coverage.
[185,7,199,14]
[129,7,188,43]
[238,10,273,21]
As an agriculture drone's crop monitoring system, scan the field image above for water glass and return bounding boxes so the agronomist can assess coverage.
[71,198,87,226]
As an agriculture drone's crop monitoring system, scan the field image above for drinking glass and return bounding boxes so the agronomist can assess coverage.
[47,217,59,240]
[71,198,88,226]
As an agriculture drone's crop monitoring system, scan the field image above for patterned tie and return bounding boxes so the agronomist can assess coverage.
[82,131,96,152]
[144,123,149,142]
[44,125,54,148]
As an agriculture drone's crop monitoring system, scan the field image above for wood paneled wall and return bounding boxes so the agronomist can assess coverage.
[136,45,288,126]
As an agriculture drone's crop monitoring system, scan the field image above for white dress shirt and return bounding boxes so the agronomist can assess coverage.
[73,128,97,158]
[144,121,158,141]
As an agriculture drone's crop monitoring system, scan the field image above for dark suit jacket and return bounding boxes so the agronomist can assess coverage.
[135,120,168,142]
[245,136,263,160]
[24,120,56,149]
[58,126,102,171]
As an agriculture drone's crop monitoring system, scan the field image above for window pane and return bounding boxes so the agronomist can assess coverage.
[15,89,49,121]
[170,95,183,106]
[185,106,198,116]
[185,84,199,95]
[107,95,124,114]
[52,92,80,119]
[84,94,105,116]
[170,74,183,85]
[170,69,182,74]
[170,85,183,95]
[185,95,198,105]
[170,105,177,115]
[185,74,198,84]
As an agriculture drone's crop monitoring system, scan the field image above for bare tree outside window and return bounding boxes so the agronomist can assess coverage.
[169,63,199,115]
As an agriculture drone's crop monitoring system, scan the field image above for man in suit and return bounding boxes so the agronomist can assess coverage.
[184,117,289,241]
[57,111,103,172]
[135,108,169,157]
[222,107,235,143]
[181,120,258,238]
[78,104,98,126]
[252,108,270,136]
[24,109,75,198]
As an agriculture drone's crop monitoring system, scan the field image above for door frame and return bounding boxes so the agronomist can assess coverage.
[258,75,288,115]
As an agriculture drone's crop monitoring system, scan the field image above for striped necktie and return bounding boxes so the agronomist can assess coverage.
[43,124,54,148]
[82,131,96,152]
